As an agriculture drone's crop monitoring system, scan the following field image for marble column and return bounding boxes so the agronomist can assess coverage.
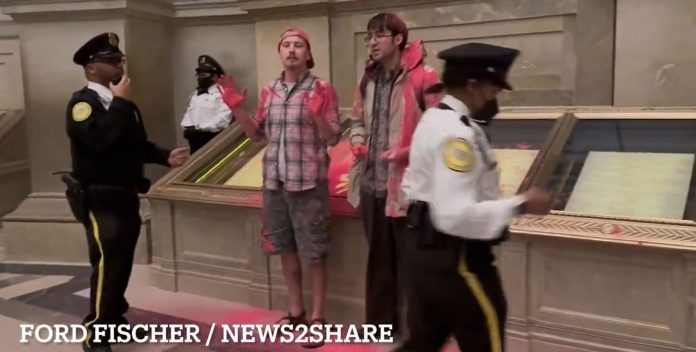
[0,0,178,263]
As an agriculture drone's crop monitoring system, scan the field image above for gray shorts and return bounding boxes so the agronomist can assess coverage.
[261,181,330,263]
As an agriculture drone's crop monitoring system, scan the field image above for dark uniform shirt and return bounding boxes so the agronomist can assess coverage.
[66,84,170,192]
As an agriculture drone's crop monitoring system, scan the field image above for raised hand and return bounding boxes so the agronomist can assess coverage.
[217,75,247,110]
[305,81,326,120]
[109,75,131,100]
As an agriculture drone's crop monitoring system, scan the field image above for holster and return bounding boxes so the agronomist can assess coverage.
[406,201,461,272]
[56,172,88,224]
[407,201,461,249]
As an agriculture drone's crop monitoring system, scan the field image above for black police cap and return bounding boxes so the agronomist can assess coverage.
[438,42,519,90]
[196,55,225,75]
[73,32,124,66]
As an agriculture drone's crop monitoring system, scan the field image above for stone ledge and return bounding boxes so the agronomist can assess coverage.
[0,0,250,22]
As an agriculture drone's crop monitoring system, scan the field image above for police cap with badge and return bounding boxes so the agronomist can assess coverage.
[73,32,124,66]
[427,42,519,128]
[196,55,225,76]
[436,42,519,90]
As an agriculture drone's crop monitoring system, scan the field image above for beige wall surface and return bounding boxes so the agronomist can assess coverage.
[330,0,613,106]
[255,15,331,90]
[19,20,125,192]
[125,16,179,181]
[614,0,696,107]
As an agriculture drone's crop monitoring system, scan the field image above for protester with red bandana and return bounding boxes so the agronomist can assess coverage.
[217,28,341,349]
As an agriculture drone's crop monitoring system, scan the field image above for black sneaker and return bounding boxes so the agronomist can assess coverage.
[302,318,327,349]
[276,310,308,329]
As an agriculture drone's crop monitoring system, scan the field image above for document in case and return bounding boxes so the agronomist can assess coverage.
[565,151,694,220]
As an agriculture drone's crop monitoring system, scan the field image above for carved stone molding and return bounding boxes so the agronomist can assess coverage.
[0,0,250,23]
[0,0,173,22]
[512,213,696,251]
[685,254,696,346]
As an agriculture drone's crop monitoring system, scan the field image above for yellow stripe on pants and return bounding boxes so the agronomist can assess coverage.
[457,253,502,352]
[84,211,105,347]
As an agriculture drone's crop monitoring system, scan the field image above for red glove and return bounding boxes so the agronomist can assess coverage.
[217,75,247,110]
[381,147,409,163]
[351,144,368,160]
[305,81,326,120]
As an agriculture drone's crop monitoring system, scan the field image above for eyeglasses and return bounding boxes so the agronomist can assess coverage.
[364,33,394,44]
[196,72,213,78]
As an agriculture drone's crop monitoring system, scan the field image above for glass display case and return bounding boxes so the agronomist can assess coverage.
[148,106,696,249]
[512,108,696,250]
[148,115,357,215]
[147,109,568,217]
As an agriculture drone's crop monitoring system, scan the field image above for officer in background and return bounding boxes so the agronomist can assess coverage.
[181,55,234,153]
[65,32,188,352]
[398,43,551,352]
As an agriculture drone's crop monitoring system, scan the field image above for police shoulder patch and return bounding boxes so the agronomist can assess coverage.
[72,102,92,122]
[443,137,474,172]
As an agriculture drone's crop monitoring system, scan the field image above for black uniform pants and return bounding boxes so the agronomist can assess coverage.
[81,189,141,344]
[184,128,220,154]
[359,191,406,334]
[399,222,507,352]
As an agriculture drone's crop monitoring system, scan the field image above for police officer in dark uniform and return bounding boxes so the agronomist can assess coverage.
[181,55,233,153]
[64,32,188,352]
[398,43,551,352]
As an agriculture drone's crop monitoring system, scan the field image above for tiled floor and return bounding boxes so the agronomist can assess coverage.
[0,262,454,352]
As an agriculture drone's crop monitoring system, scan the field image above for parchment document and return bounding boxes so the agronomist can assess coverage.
[565,151,694,220]
[224,148,265,188]
[493,149,539,198]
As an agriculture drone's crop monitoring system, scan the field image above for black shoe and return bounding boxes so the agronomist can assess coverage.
[82,340,112,352]
[302,318,327,349]
[116,323,149,343]
[276,310,308,329]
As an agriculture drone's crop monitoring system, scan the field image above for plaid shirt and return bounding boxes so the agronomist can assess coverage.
[252,71,341,191]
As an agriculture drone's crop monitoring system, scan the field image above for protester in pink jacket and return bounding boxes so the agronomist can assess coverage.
[347,12,440,337]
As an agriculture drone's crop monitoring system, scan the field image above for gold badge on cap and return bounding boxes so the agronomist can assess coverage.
[108,33,118,46]
[443,138,474,172]
[72,102,92,122]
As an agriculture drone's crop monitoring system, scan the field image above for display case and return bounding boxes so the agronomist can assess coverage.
[146,107,696,350]
[148,117,356,215]
[511,108,696,250]
[144,108,567,324]
[501,107,696,352]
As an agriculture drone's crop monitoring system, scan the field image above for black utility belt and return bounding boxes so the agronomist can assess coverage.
[85,184,138,196]
[407,200,505,248]
[184,127,220,133]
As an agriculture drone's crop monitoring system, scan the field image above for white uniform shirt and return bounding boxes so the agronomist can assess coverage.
[87,81,113,109]
[180,83,233,132]
[402,94,525,241]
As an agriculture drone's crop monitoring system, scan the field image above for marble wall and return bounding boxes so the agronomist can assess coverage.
[330,0,616,107]
[614,0,696,106]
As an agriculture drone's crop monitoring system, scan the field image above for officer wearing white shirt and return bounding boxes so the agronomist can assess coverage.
[181,55,234,153]
[398,43,551,352]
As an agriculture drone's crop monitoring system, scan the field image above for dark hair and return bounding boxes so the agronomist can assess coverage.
[367,13,408,51]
